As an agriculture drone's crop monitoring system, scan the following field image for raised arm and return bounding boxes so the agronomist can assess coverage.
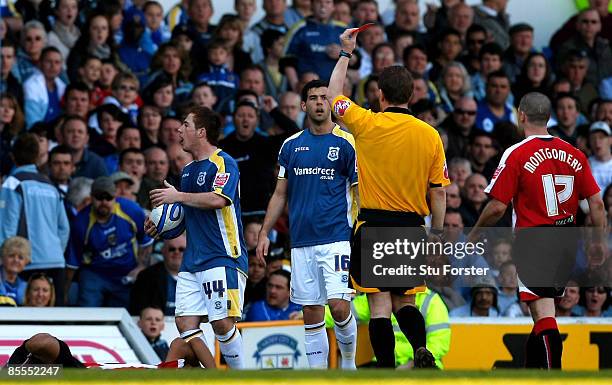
[327,28,358,103]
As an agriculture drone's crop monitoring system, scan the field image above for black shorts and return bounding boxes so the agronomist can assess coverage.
[512,226,579,302]
[349,208,427,295]
[7,337,85,368]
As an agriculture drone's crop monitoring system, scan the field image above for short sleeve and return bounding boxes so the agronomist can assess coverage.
[331,95,373,138]
[212,159,239,204]
[578,156,601,199]
[428,135,451,187]
[344,141,358,185]
[278,140,290,179]
[485,153,519,204]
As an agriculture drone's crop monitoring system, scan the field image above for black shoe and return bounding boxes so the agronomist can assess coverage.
[414,347,437,369]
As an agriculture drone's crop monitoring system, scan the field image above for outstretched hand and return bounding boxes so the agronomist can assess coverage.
[339,28,359,54]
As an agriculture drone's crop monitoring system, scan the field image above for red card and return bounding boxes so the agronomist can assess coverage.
[352,22,375,35]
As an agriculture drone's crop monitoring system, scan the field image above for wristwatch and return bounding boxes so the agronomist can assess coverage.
[339,50,352,59]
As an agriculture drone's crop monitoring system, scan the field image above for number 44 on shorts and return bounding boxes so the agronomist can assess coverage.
[203,280,225,299]
[334,255,350,272]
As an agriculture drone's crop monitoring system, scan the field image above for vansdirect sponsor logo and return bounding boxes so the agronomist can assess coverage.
[293,167,335,180]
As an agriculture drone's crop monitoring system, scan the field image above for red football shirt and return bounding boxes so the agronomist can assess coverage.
[486,135,600,227]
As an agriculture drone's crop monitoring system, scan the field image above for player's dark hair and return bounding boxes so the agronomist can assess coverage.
[518,92,552,126]
[49,144,74,162]
[189,106,222,146]
[11,133,39,166]
[378,65,413,105]
[269,269,291,288]
[301,79,329,102]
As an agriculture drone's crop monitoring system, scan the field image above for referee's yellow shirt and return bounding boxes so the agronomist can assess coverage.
[332,95,450,216]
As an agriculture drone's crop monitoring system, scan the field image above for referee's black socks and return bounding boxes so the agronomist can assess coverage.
[369,318,396,368]
[525,317,562,369]
[395,305,426,350]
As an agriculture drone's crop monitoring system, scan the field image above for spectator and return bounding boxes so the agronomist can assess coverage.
[502,23,535,83]
[244,217,263,251]
[551,0,612,51]
[560,50,599,115]
[423,0,459,34]
[118,10,153,84]
[64,82,92,120]
[333,0,352,26]
[471,42,504,101]
[425,252,466,311]
[448,157,472,188]
[47,0,80,61]
[245,250,267,307]
[99,72,141,127]
[357,22,386,78]
[385,0,424,44]
[1,236,30,305]
[98,59,120,100]
[0,40,24,105]
[143,1,171,54]
[145,76,176,118]
[467,132,498,180]
[0,94,25,147]
[488,237,512,278]
[15,20,47,83]
[437,61,472,114]
[243,0,289,63]
[549,93,582,146]
[111,171,137,201]
[67,12,119,83]
[354,0,380,26]
[475,70,517,133]
[450,280,500,317]
[119,148,147,193]
[235,0,257,30]
[472,0,510,49]
[557,8,612,87]
[512,53,553,106]
[91,105,130,170]
[259,29,288,101]
[137,146,169,209]
[30,123,50,173]
[555,280,581,317]
[48,145,75,195]
[147,42,193,104]
[429,29,463,83]
[220,101,297,215]
[245,269,301,321]
[182,0,216,50]
[0,134,69,305]
[447,2,474,42]
[441,97,478,160]
[196,39,239,104]
[575,286,612,316]
[65,177,93,213]
[459,173,489,227]
[61,116,108,179]
[496,261,523,317]
[285,0,312,26]
[279,91,302,127]
[285,0,348,82]
[446,182,462,209]
[23,47,66,128]
[587,121,612,192]
[595,99,612,124]
[23,273,55,307]
[213,14,252,76]
[165,143,194,187]
[77,56,103,104]
[138,306,170,361]
[190,82,217,109]
[459,24,487,75]
[67,176,153,307]
[131,234,185,316]
[139,105,163,150]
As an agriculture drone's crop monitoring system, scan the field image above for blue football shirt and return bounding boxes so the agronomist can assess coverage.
[278,126,358,248]
[179,149,248,274]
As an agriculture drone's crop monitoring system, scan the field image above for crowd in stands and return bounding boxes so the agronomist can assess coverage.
[0,0,611,360]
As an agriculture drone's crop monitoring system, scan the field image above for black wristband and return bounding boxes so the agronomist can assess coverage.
[339,50,352,59]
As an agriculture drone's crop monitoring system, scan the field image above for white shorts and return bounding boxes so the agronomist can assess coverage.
[290,241,354,306]
[175,266,246,322]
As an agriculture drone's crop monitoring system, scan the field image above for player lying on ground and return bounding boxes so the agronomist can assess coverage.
[6,333,210,368]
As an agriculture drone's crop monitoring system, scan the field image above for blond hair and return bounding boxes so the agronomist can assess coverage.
[1,236,32,264]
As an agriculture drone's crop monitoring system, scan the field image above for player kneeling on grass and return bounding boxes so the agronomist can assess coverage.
[146,106,249,370]
[257,80,359,369]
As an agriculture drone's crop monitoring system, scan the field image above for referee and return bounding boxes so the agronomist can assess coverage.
[327,28,450,368]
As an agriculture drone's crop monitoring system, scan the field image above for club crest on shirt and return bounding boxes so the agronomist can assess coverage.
[213,173,230,188]
[197,172,206,186]
[327,147,339,161]
[334,99,351,116]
